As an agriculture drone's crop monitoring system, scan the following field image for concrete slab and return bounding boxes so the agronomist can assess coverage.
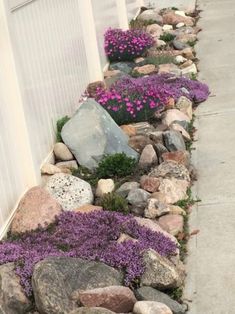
[184,0,235,313]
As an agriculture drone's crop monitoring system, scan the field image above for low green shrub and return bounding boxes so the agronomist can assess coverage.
[56,116,70,142]
[98,192,129,214]
[96,153,137,179]
[143,55,176,66]
[159,33,176,42]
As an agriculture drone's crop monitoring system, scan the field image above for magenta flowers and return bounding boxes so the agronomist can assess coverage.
[96,74,210,125]
[104,28,154,61]
[0,211,177,297]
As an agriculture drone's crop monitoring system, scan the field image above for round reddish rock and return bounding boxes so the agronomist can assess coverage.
[140,176,161,193]
[158,214,184,236]
[79,286,137,313]
[11,187,62,234]
[162,12,195,26]
[162,151,190,168]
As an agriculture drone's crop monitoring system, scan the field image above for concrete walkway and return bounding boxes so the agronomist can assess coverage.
[184,0,235,313]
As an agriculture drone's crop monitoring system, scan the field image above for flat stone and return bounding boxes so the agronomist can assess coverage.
[41,163,62,175]
[144,199,170,219]
[169,205,186,216]
[158,214,184,236]
[170,124,191,142]
[140,249,184,289]
[69,308,115,314]
[104,70,121,78]
[162,12,194,27]
[134,301,173,314]
[140,175,161,193]
[146,24,163,38]
[154,143,169,158]
[116,182,140,198]
[74,204,103,214]
[176,22,185,28]
[158,178,189,204]
[162,109,190,127]
[150,161,190,182]
[175,55,187,64]
[181,47,194,60]
[137,10,163,25]
[61,99,138,169]
[135,287,186,314]
[45,173,93,211]
[134,217,178,246]
[131,122,155,136]
[127,189,151,206]
[109,62,135,74]
[11,187,62,234]
[78,286,137,313]
[55,160,79,170]
[176,33,197,44]
[117,233,137,243]
[0,263,32,313]
[173,39,189,50]
[134,64,156,75]
[120,124,137,137]
[162,24,173,31]
[163,130,186,152]
[181,63,197,76]
[162,151,190,168]
[158,64,181,76]
[149,131,163,144]
[175,96,193,120]
[53,142,73,161]
[139,144,158,168]
[128,135,152,153]
[96,179,115,197]
[175,11,186,17]
[32,257,124,314]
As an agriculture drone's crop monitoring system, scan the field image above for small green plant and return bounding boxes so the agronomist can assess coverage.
[96,153,137,179]
[98,192,129,214]
[72,166,98,187]
[190,72,197,80]
[171,7,179,10]
[187,40,197,47]
[56,116,70,142]
[159,33,176,42]
[144,55,176,65]
[168,287,183,302]
[131,69,145,78]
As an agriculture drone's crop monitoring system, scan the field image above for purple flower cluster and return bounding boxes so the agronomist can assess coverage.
[0,211,177,297]
[96,74,209,125]
[104,28,154,61]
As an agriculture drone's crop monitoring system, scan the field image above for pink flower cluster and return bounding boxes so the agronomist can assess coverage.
[96,76,171,124]
[104,28,154,61]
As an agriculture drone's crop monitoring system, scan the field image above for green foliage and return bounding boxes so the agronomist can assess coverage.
[159,33,176,42]
[98,192,129,214]
[96,153,137,179]
[168,287,183,302]
[171,7,179,10]
[72,166,98,187]
[56,116,70,142]
[129,19,157,30]
[190,72,197,80]
[187,40,197,47]
[144,55,176,66]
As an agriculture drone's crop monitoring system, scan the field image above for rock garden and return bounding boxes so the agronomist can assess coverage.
[0,5,209,314]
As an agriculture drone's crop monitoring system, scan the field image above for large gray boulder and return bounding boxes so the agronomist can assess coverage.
[61,99,138,169]
[32,257,123,314]
[135,287,187,314]
[0,263,31,314]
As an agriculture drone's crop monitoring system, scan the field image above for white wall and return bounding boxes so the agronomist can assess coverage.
[0,0,142,237]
